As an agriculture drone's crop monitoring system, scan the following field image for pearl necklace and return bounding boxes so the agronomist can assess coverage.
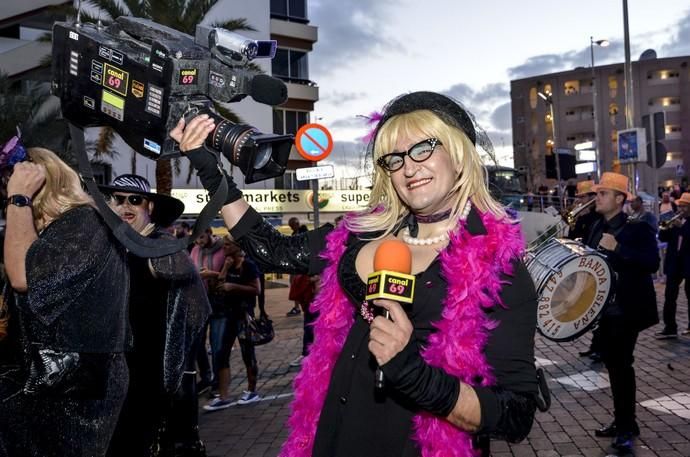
[401,202,472,246]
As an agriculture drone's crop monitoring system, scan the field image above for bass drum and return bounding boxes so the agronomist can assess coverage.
[525,238,614,342]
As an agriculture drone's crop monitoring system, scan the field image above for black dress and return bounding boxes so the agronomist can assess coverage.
[231,207,539,456]
[0,206,130,457]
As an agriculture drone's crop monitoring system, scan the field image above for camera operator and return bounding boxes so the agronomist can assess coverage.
[100,175,210,457]
[0,146,130,457]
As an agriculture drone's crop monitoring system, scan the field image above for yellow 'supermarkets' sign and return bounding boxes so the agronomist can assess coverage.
[168,189,371,214]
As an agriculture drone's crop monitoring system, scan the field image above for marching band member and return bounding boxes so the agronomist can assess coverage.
[584,172,659,454]
[656,192,690,339]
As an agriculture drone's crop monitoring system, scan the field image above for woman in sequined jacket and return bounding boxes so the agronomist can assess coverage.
[0,148,130,456]
[172,92,540,457]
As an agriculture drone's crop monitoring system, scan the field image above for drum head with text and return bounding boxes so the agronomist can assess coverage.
[535,251,613,341]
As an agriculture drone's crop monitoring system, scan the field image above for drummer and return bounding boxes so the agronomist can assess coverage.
[567,180,599,241]
[583,172,660,454]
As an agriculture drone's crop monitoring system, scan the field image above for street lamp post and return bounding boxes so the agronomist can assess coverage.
[590,37,610,180]
[538,91,561,200]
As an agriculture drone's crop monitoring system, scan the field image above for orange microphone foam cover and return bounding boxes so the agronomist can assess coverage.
[373,239,412,274]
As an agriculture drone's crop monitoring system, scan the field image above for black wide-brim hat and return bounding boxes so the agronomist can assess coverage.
[98,174,185,227]
[373,91,477,146]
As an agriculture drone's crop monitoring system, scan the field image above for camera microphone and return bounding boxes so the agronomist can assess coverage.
[250,74,288,106]
[366,240,415,390]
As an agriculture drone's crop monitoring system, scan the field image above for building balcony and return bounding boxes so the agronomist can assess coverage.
[284,79,319,102]
[0,37,50,77]
[270,18,317,44]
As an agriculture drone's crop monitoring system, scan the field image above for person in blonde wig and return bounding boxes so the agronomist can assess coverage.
[173,91,541,457]
[0,146,130,456]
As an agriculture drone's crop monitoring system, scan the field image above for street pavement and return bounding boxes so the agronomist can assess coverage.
[199,281,690,457]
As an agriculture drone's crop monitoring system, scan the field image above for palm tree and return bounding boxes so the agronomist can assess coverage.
[84,0,254,194]
[0,73,69,157]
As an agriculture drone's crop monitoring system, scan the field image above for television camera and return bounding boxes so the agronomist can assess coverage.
[52,16,293,183]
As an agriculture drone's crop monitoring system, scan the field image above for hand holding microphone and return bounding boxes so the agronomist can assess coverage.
[366,240,415,389]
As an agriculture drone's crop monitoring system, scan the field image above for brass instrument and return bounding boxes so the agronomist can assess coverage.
[660,213,684,230]
[526,198,596,253]
[565,199,596,229]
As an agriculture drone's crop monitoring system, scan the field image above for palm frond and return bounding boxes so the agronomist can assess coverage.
[85,0,129,20]
[182,0,215,28]
[213,102,242,124]
[211,18,256,32]
[95,127,118,158]
[186,162,195,184]
[121,0,148,17]
[37,32,53,43]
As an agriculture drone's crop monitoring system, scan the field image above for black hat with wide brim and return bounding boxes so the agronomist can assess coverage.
[98,174,185,227]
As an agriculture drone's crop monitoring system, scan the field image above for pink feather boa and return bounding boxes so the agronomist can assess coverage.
[280,210,525,457]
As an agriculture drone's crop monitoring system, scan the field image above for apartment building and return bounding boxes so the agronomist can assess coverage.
[511,54,690,193]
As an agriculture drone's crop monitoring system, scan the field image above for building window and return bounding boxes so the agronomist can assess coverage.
[649,96,681,107]
[564,81,579,95]
[275,170,310,190]
[647,69,680,81]
[273,108,309,135]
[608,76,618,98]
[272,48,309,82]
[609,103,619,126]
[271,0,308,22]
[529,87,537,109]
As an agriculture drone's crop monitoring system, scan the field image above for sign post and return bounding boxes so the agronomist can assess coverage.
[294,123,334,229]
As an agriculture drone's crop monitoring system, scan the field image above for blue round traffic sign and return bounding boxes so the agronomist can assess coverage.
[295,123,333,161]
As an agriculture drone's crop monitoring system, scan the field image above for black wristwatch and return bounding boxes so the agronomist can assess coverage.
[8,194,32,208]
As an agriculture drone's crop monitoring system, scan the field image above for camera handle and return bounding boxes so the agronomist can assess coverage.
[69,123,228,258]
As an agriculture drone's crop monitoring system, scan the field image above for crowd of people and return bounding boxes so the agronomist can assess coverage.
[0,89,687,457]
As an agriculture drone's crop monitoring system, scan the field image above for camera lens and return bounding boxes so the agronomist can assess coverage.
[192,108,293,183]
[253,145,272,169]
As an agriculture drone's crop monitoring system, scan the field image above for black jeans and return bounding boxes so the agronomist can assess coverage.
[663,272,690,332]
[599,315,639,434]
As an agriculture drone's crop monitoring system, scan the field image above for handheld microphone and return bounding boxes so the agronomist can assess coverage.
[367,240,415,389]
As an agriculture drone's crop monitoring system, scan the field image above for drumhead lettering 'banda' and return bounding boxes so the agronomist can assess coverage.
[526,239,613,342]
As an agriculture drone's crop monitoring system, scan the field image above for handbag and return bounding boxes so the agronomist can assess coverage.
[239,314,274,346]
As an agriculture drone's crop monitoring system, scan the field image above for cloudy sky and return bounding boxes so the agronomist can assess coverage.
[307,0,690,174]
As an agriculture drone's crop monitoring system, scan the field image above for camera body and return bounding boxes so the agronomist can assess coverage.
[52,17,287,163]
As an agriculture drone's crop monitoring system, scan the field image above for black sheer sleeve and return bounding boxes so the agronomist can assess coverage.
[474,259,539,442]
[229,206,333,275]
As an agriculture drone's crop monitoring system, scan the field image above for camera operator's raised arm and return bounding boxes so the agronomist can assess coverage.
[170,115,250,233]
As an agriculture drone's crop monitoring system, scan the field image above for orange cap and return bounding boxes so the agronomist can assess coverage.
[374,239,412,274]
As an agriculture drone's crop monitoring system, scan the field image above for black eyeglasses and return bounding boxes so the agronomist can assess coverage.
[111,194,146,206]
[376,138,442,172]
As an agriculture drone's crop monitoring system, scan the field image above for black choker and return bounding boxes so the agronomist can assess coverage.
[414,209,452,224]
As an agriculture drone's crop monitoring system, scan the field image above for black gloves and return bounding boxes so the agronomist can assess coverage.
[381,336,460,417]
[186,147,242,205]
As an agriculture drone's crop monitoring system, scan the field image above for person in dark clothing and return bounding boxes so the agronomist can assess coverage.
[1,147,130,457]
[287,217,309,317]
[583,172,660,454]
[656,192,690,338]
[203,239,262,410]
[101,175,210,457]
[173,91,541,456]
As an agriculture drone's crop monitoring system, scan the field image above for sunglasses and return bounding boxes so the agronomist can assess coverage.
[376,138,442,172]
[110,194,147,206]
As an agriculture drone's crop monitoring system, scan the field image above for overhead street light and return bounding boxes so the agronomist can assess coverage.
[590,36,610,179]
[538,91,561,194]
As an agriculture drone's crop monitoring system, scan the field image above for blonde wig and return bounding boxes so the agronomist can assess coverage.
[28,148,94,231]
[345,110,507,236]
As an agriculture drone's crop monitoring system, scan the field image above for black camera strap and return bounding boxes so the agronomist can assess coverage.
[69,123,228,258]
